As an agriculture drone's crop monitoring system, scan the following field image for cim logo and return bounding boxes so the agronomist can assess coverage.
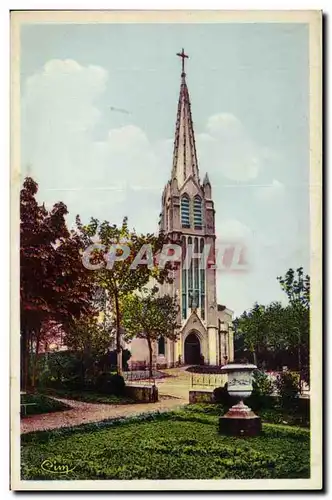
[41,459,76,474]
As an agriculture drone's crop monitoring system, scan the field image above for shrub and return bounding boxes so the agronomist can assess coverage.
[95,372,125,396]
[63,375,87,391]
[252,370,275,396]
[95,372,112,394]
[98,349,131,372]
[213,384,232,408]
[247,370,275,410]
[36,351,84,387]
[301,366,310,387]
[275,371,299,408]
[110,374,126,396]
[21,393,69,416]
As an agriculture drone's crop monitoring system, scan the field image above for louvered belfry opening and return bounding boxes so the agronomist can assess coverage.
[181,194,190,228]
[194,195,203,229]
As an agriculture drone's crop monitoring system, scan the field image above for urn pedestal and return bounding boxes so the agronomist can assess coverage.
[219,364,261,437]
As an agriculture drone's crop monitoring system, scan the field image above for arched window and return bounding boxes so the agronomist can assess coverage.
[158,336,165,355]
[194,195,203,229]
[181,195,190,228]
[193,238,199,309]
[165,206,171,231]
[188,237,193,308]
[181,236,187,319]
[200,239,205,320]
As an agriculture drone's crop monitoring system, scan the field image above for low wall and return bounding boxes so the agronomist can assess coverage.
[125,384,158,403]
[189,390,215,404]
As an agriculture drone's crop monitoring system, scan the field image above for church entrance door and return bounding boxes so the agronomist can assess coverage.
[184,332,201,365]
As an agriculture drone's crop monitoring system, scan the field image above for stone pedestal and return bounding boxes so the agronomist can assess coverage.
[219,401,262,437]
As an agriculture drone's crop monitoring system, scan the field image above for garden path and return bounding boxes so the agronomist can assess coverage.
[21,367,193,434]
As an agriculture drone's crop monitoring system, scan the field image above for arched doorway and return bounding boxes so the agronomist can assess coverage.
[184,332,201,365]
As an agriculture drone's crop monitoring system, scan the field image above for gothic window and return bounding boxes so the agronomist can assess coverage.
[181,194,190,228]
[188,237,193,309]
[193,238,199,309]
[181,236,187,319]
[194,195,203,229]
[165,207,168,231]
[166,205,171,231]
[200,239,206,320]
[158,336,165,355]
[182,267,187,319]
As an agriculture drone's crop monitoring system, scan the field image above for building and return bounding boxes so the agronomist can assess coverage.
[128,50,234,368]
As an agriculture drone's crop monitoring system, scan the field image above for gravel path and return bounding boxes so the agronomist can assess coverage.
[21,368,192,434]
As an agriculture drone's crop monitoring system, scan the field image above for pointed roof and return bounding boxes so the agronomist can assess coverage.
[203,172,210,185]
[171,50,199,189]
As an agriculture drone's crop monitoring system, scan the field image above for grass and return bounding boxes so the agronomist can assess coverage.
[40,387,135,405]
[21,405,310,480]
[188,403,310,428]
[20,393,70,417]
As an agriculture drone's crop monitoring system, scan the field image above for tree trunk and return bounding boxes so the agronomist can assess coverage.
[21,328,30,391]
[298,341,302,394]
[114,292,123,375]
[31,333,40,389]
[147,337,153,379]
[253,350,257,366]
[81,354,86,386]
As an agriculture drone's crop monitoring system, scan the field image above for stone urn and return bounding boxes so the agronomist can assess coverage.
[218,363,262,436]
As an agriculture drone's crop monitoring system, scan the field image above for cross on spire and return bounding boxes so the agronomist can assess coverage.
[176,48,189,75]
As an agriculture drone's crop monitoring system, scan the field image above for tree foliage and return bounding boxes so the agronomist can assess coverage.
[20,177,95,388]
[122,287,179,376]
[234,268,310,376]
[76,216,174,374]
[64,314,112,385]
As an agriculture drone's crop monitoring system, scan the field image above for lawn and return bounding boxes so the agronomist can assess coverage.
[21,405,310,480]
[21,393,70,417]
[40,388,135,405]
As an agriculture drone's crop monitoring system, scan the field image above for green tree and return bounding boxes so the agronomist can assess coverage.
[122,287,179,377]
[233,303,266,365]
[64,314,112,385]
[277,267,310,386]
[234,268,310,379]
[76,217,173,374]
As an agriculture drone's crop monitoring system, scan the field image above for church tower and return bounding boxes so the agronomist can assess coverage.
[157,49,234,367]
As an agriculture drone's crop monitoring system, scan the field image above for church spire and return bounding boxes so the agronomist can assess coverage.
[171,49,199,189]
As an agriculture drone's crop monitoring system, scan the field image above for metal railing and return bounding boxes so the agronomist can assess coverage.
[123,368,156,386]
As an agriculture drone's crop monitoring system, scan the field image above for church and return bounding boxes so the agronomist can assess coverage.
[128,50,234,368]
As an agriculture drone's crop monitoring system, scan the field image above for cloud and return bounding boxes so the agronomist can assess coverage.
[196,113,264,182]
[255,179,285,201]
[217,219,253,242]
[21,59,168,232]
[23,59,107,136]
[22,59,108,190]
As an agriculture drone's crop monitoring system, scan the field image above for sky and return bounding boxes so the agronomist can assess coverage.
[20,22,310,316]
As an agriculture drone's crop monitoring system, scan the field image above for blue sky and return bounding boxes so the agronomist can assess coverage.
[20,22,310,315]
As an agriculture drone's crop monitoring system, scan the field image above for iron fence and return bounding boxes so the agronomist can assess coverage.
[123,369,156,385]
